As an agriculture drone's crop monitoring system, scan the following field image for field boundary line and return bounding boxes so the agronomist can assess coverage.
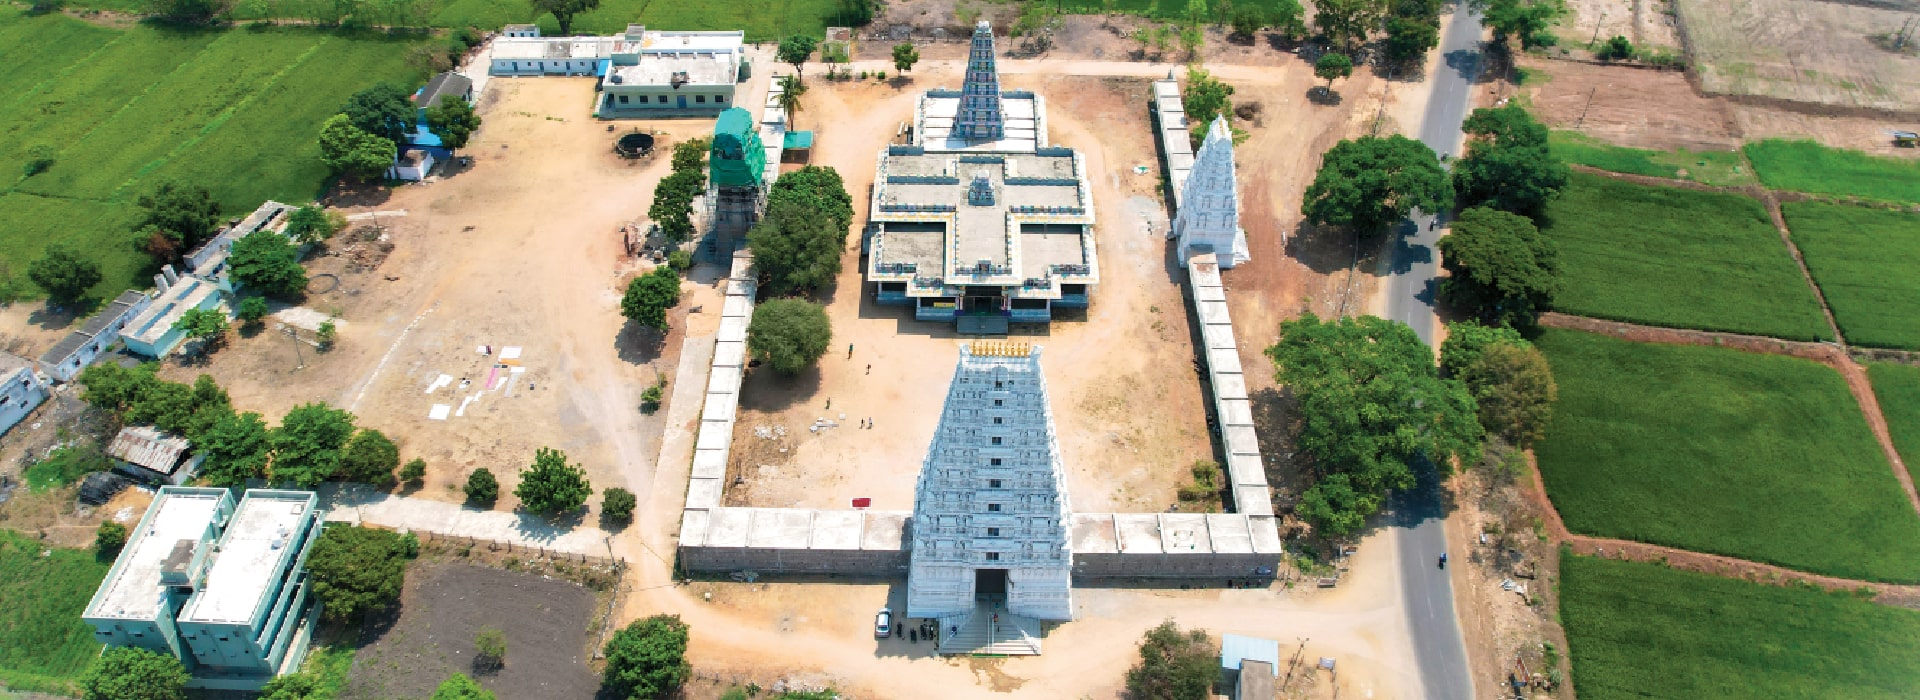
[1519,452,1920,609]
[108,34,333,202]
[1757,190,1848,349]
[1538,312,1920,520]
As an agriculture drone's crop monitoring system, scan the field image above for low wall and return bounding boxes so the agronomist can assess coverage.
[679,507,910,576]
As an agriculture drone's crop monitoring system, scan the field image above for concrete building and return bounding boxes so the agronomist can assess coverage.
[84,488,324,690]
[121,274,227,359]
[37,289,152,383]
[501,23,539,38]
[388,149,436,181]
[0,351,48,438]
[1221,634,1281,700]
[185,200,293,283]
[866,22,1098,333]
[908,341,1074,628]
[594,28,746,117]
[1174,117,1251,268]
[106,426,204,485]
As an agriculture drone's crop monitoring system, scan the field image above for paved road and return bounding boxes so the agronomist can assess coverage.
[1384,4,1489,699]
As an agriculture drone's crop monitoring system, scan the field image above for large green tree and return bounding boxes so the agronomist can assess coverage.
[1314,0,1384,48]
[284,204,342,244]
[1124,620,1218,700]
[28,242,102,305]
[81,647,188,700]
[1384,15,1440,64]
[199,411,274,487]
[229,230,308,299]
[777,35,818,78]
[172,307,228,349]
[319,114,397,182]
[1461,341,1557,448]
[747,299,833,375]
[602,615,691,700]
[77,362,161,415]
[342,84,416,145]
[1266,313,1482,535]
[647,170,704,243]
[515,447,592,516]
[1452,105,1568,217]
[1439,320,1527,377]
[670,136,710,175]
[892,42,921,73]
[425,96,483,157]
[340,428,400,486]
[137,182,223,255]
[748,166,852,294]
[1437,207,1560,327]
[620,266,682,331]
[271,403,357,488]
[307,524,411,622]
[1302,135,1453,235]
[530,0,599,35]
[1181,67,1236,148]
[1313,52,1354,93]
[1482,0,1564,49]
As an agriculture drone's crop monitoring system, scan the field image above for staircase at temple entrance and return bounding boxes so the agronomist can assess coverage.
[936,603,1043,656]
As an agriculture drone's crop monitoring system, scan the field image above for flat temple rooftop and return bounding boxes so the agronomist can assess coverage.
[177,492,313,625]
[873,151,1090,276]
[919,93,1040,151]
[87,489,224,621]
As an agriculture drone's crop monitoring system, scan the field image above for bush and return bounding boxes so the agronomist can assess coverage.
[238,296,271,326]
[432,672,496,700]
[465,468,499,505]
[603,615,691,700]
[96,521,128,555]
[621,267,682,331]
[602,487,636,523]
[340,429,400,486]
[23,144,56,177]
[316,319,338,350]
[514,448,592,516]
[747,299,833,375]
[666,249,692,272]
[1600,34,1633,60]
[1125,620,1217,700]
[28,243,103,305]
[473,627,507,672]
[306,525,410,622]
[400,457,427,484]
[80,646,187,700]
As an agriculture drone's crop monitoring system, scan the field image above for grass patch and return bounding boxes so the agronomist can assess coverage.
[1868,362,1920,486]
[1548,131,1755,186]
[1534,328,1920,582]
[1780,201,1920,350]
[23,444,113,492]
[1559,554,1920,699]
[1745,138,1920,203]
[1543,172,1831,341]
[0,529,110,694]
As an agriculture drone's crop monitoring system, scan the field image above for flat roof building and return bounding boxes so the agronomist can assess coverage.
[486,25,746,117]
[84,488,323,690]
[866,22,1098,334]
[121,275,226,359]
[37,290,152,383]
[0,351,48,439]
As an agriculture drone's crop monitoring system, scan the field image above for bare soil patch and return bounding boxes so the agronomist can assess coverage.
[1554,0,1681,49]
[1521,57,1739,151]
[1673,0,1920,113]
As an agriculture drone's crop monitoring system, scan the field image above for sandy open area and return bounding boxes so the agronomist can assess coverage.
[1675,0,1920,112]
[1554,0,1681,49]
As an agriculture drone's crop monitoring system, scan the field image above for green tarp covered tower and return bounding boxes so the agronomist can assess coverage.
[709,107,766,189]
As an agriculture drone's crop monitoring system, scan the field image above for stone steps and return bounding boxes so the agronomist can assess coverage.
[936,608,1041,656]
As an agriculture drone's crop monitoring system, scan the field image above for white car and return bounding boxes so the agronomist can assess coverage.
[873,607,893,639]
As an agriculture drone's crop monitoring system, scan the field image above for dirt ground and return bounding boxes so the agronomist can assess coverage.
[340,563,601,700]
[1552,0,1681,49]
[1448,467,1571,698]
[1674,0,1920,113]
[143,78,712,515]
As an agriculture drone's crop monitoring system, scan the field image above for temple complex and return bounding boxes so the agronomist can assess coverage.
[1173,116,1252,267]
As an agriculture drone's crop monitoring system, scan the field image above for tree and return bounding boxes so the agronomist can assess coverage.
[97,520,128,555]
[77,362,159,415]
[400,457,427,484]
[1601,34,1633,60]
[342,84,416,145]
[1265,313,1482,535]
[1124,620,1217,700]
[1483,0,1564,50]
[198,411,273,487]
[433,673,497,700]
[285,205,342,244]
[1437,207,1560,327]
[776,74,807,128]
[172,307,227,349]
[777,35,818,78]
[1313,52,1354,94]
[1302,135,1453,235]
[602,615,691,700]
[319,114,398,182]
[1181,67,1235,149]
[474,627,507,671]
[1267,0,1307,39]
[647,170,704,244]
[126,381,195,435]
[515,447,592,516]
[1452,106,1569,217]
[530,0,599,35]
[140,0,231,24]
[465,468,500,505]
[183,374,232,442]
[426,96,483,157]
[747,299,833,375]
[1440,320,1527,377]
[28,243,102,305]
[767,165,853,230]
[259,673,322,700]
[228,230,308,299]
[271,403,357,488]
[340,428,401,486]
[670,136,710,175]
[317,318,338,350]
[748,166,852,294]
[138,182,223,254]
[1314,0,1384,48]
[602,487,636,523]
[307,524,410,622]
[892,42,921,73]
[81,647,188,700]
[1461,341,1557,448]
[620,266,683,331]
[1384,15,1440,64]
[238,296,271,328]
[1228,8,1265,39]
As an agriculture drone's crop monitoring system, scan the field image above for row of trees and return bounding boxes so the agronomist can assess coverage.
[320,84,481,182]
[457,447,632,521]
[648,137,709,244]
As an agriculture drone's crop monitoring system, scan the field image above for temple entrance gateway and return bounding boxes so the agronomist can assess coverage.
[974,568,1009,603]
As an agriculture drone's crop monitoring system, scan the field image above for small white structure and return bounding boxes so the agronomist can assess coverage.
[908,341,1074,624]
[0,351,49,438]
[185,200,292,280]
[387,149,436,181]
[487,25,746,116]
[501,23,539,38]
[1173,116,1251,267]
[38,290,154,383]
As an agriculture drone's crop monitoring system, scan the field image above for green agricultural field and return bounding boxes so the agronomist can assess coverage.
[1533,328,1920,582]
[1542,172,1831,341]
[1781,201,1920,350]
[0,8,421,300]
[0,529,111,694]
[1548,131,1755,187]
[1868,362,1920,485]
[1745,138,1920,203]
[1559,555,1920,700]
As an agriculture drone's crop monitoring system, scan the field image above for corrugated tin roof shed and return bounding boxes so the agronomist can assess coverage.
[108,426,192,473]
[1221,633,1281,672]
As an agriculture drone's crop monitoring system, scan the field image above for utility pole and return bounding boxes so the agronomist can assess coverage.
[1575,86,1599,128]
[282,325,305,370]
[1279,636,1310,690]
[1589,11,1607,48]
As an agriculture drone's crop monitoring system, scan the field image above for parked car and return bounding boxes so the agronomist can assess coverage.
[873,607,893,639]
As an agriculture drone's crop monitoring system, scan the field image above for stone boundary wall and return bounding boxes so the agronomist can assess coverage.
[680,507,910,574]
[1069,512,1282,579]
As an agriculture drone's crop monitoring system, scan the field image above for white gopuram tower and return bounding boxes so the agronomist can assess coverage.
[908,341,1073,624]
[1174,116,1251,267]
[953,21,1007,142]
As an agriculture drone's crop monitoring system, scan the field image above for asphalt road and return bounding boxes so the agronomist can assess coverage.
[1383,4,1488,699]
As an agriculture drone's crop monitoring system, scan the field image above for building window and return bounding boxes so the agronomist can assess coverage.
[991,437,1002,445]
[718,95,728,103]
[618,95,629,104]
[994,399,1003,407]
[989,479,1002,488]
[696,95,707,103]
[986,552,1000,561]
[995,381,1005,389]
[993,417,1002,424]
[987,527,1000,537]
[988,503,1001,512]
[990,458,1002,466]
[657,95,668,103]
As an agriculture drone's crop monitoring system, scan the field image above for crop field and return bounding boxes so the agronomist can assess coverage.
[1542,173,1831,341]
[1559,554,1920,700]
[0,9,421,299]
[1548,131,1754,187]
[1533,328,1920,582]
[1781,201,1920,350]
[1746,139,1920,204]
[1868,362,1920,484]
[1672,0,1920,113]
[0,529,110,694]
